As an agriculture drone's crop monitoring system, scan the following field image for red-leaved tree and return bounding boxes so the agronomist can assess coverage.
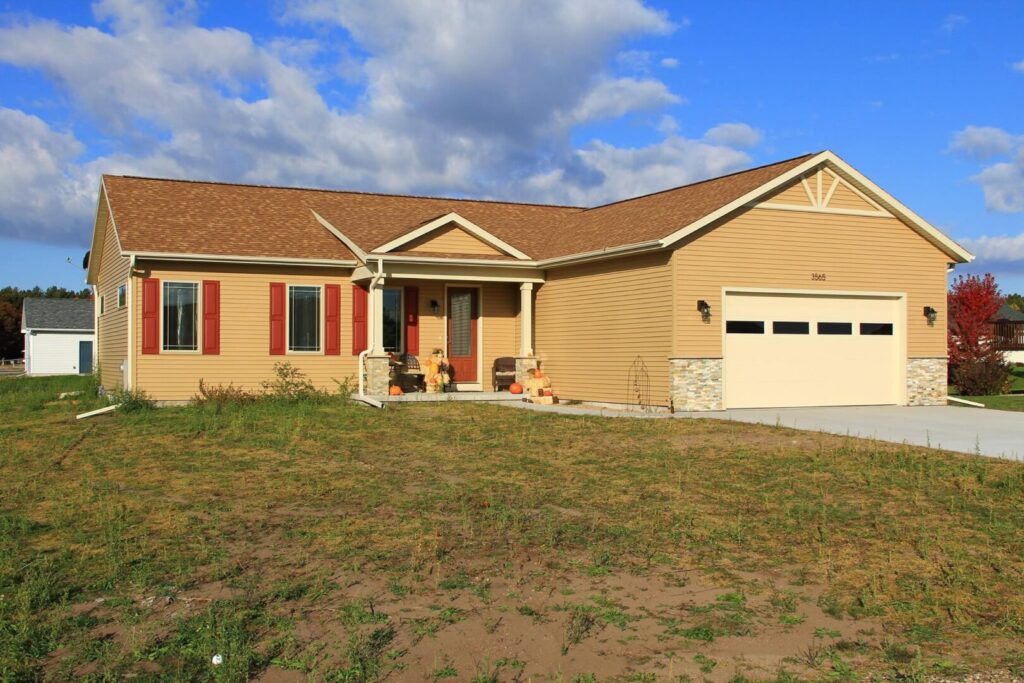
[947,273,1008,394]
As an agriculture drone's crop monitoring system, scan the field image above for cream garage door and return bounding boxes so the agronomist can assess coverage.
[723,292,902,409]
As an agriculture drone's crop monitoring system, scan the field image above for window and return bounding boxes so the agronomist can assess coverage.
[117,284,126,308]
[382,288,403,352]
[163,282,198,351]
[726,320,765,334]
[99,296,105,315]
[818,322,852,335]
[288,285,321,352]
[773,321,809,335]
[860,322,894,336]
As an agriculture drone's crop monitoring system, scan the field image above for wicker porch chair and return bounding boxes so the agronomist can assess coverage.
[394,353,426,392]
[492,356,517,391]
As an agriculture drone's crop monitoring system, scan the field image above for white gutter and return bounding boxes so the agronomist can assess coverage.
[124,251,357,268]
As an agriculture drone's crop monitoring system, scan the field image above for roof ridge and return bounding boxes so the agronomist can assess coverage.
[580,151,823,212]
[103,174,586,211]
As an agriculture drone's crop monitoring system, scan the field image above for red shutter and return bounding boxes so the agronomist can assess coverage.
[141,277,160,354]
[325,284,341,356]
[352,284,368,355]
[269,282,286,355]
[202,280,220,355]
[404,286,419,356]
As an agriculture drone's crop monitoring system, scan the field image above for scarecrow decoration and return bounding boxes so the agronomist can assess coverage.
[524,367,557,404]
[424,348,451,393]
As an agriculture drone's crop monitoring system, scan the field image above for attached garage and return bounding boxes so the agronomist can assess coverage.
[722,290,904,409]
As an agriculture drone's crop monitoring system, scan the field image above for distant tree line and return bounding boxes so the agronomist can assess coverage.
[1008,293,1024,312]
[0,286,92,361]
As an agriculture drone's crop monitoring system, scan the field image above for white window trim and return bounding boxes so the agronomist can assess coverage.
[381,286,404,354]
[286,284,324,355]
[160,280,202,354]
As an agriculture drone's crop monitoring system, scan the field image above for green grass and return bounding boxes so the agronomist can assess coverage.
[1009,364,1024,391]
[959,395,1024,411]
[2,374,1024,679]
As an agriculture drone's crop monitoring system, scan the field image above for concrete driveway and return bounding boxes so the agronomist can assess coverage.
[693,405,1024,461]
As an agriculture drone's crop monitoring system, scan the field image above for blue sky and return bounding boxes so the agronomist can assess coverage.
[1,0,1022,292]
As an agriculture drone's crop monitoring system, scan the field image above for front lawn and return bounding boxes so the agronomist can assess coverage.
[2,375,1023,681]
[959,394,1024,412]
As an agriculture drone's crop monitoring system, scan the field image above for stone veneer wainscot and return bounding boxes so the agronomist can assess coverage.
[669,358,723,412]
[906,357,947,406]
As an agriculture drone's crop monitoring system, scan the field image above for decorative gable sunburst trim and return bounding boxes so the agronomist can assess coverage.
[373,212,532,260]
[659,150,972,263]
[755,168,889,217]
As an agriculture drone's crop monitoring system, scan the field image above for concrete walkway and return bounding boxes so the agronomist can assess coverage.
[501,401,1024,461]
[692,405,1023,461]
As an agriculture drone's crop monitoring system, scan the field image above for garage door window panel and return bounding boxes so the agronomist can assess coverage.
[726,320,764,334]
[818,322,852,335]
[860,323,894,336]
[773,321,809,335]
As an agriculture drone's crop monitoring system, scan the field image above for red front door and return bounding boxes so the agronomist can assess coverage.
[447,288,478,383]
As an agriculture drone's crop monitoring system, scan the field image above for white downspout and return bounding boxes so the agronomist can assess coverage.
[125,255,136,391]
[354,258,386,408]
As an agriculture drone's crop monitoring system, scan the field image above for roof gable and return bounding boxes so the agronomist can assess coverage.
[376,212,530,260]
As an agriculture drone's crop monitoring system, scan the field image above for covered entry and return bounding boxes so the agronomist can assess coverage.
[723,290,904,409]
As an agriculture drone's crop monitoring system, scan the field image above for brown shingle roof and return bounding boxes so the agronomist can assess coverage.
[101,153,817,264]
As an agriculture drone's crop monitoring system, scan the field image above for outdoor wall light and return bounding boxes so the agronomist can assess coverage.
[923,306,938,323]
[697,300,712,321]
[429,299,440,314]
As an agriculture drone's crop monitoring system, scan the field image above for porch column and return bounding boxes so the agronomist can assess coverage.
[519,282,534,357]
[369,277,386,355]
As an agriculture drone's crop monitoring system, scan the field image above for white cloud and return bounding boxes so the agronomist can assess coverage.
[950,126,1024,213]
[659,57,679,68]
[0,109,93,244]
[563,77,681,126]
[0,0,765,245]
[703,123,762,148]
[1014,60,1024,74]
[941,13,968,33]
[523,131,752,206]
[959,233,1024,262]
[948,125,1021,161]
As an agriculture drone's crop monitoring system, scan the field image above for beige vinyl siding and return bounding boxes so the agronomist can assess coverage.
[764,176,815,206]
[672,206,949,359]
[396,224,505,256]
[826,179,878,211]
[535,252,673,405]
[133,261,357,400]
[387,279,520,391]
[95,210,131,391]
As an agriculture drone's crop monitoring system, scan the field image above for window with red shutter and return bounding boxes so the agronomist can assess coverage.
[404,286,419,356]
[141,278,160,354]
[269,282,286,355]
[325,284,341,355]
[352,284,368,355]
[202,280,220,355]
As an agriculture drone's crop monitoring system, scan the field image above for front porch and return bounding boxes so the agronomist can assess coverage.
[356,262,542,397]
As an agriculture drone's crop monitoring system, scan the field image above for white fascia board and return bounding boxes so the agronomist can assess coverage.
[374,212,532,260]
[126,251,357,267]
[820,152,974,263]
[86,180,118,284]
[311,210,368,262]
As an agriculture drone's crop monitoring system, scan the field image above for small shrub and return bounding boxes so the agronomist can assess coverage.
[109,387,155,412]
[952,358,1011,396]
[194,379,262,409]
[261,362,329,402]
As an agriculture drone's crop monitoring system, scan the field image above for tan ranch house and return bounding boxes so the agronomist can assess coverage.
[85,150,973,410]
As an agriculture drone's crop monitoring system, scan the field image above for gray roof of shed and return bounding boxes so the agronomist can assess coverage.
[994,304,1024,322]
[21,298,95,331]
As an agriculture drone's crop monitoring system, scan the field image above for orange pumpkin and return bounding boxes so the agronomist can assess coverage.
[509,382,523,394]
[388,385,404,396]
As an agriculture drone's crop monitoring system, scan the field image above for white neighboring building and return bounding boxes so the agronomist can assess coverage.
[21,298,96,376]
